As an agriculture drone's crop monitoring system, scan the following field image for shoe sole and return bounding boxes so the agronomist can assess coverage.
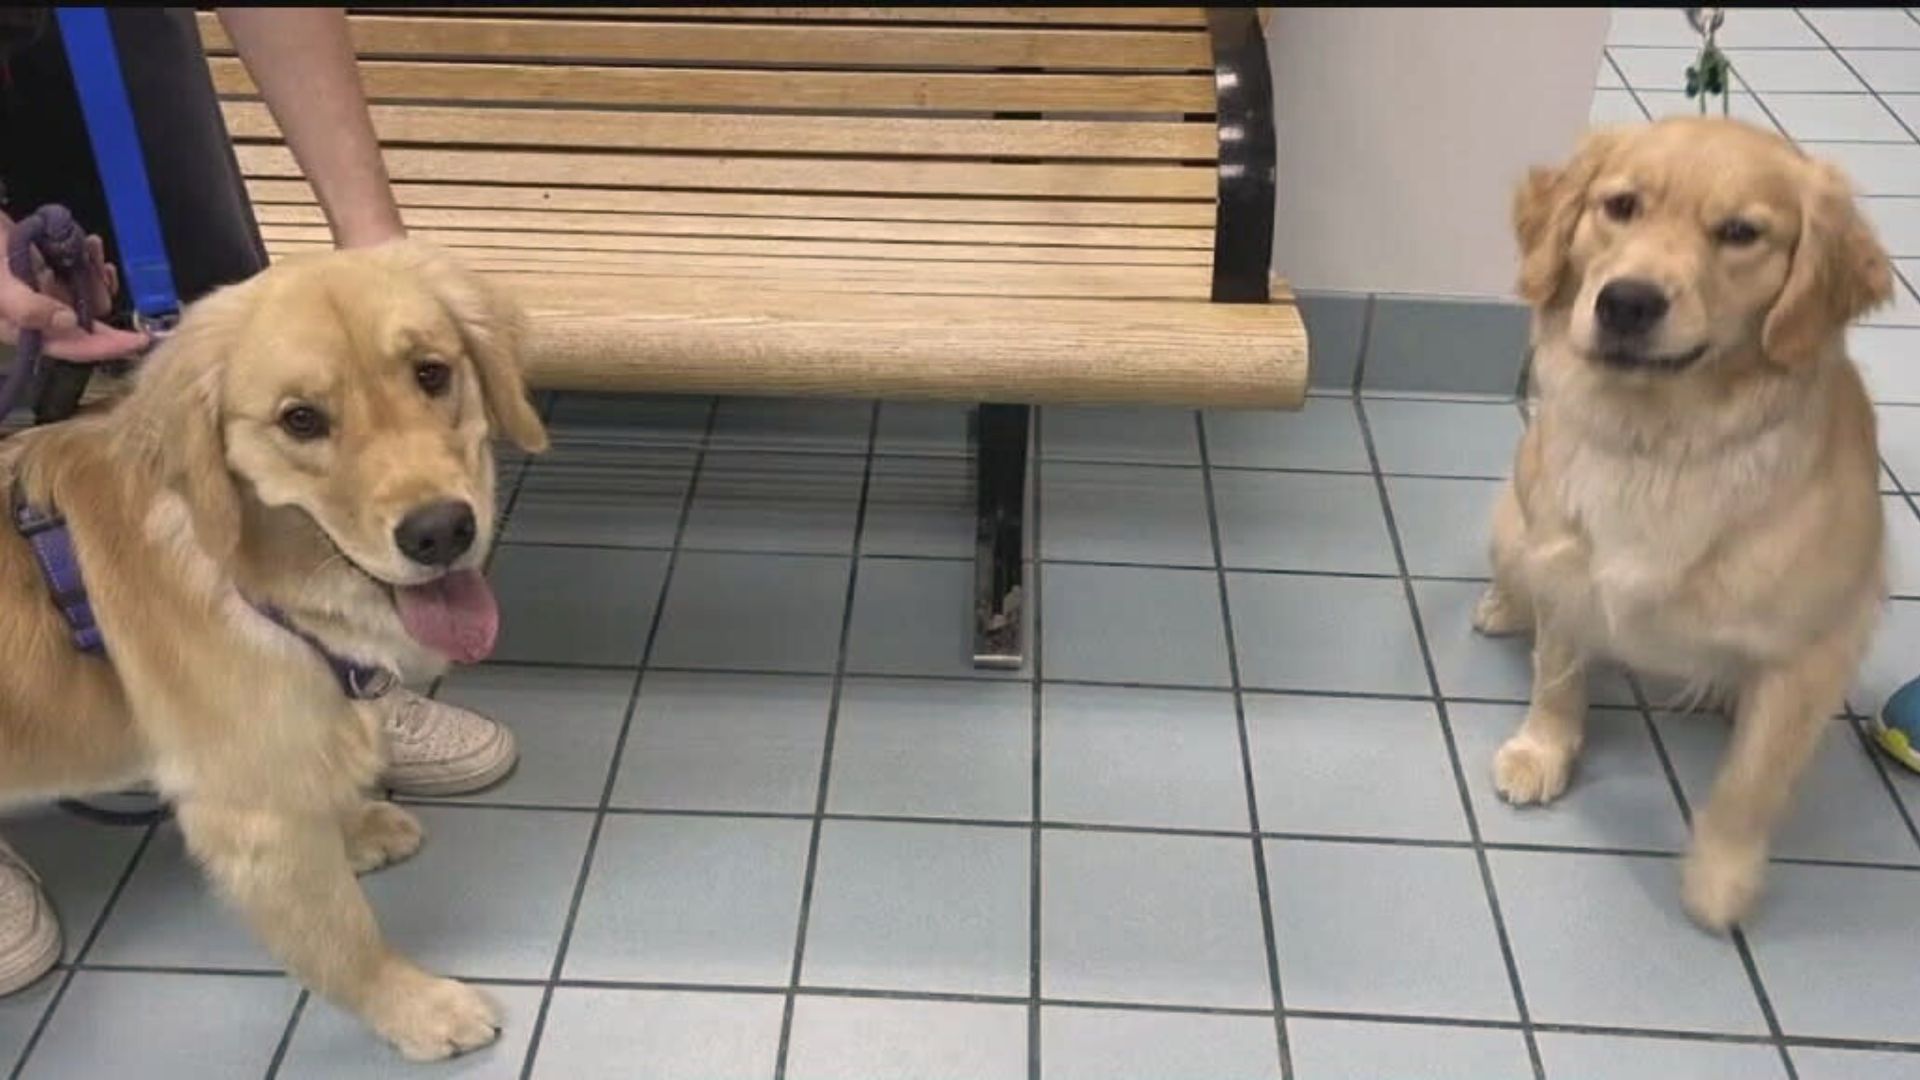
[383,726,520,799]
[0,901,62,999]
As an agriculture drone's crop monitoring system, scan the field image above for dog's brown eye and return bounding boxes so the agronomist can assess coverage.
[415,360,452,397]
[1602,192,1640,222]
[1713,218,1762,247]
[279,404,330,441]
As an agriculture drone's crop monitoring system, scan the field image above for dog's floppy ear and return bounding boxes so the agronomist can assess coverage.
[123,281,256,563]
[396,242,548,454]
[1762,158,1893,368]
[1515,129,1623,308]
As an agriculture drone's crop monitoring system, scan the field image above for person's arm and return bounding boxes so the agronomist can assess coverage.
[215,7,404,249]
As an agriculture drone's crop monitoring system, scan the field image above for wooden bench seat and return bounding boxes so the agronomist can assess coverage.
[197,6,1308,665]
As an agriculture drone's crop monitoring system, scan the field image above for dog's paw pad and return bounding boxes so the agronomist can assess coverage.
[373,970,500,1062]
[347,802,424,874]
[1493,736,1572,805]
[1472,586,1529,637]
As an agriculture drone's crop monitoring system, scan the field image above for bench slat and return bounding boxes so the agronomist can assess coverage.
[222,102,1215,162]
[234,144,1215,200]
[253,203,1213,250]
[244,179,1218,227]
[257,223,1210,265]
[210,57,1216,113]
[201,13,1211,72]
[266,240,1217,299]
[366,9,1210,29]
[498,275,1305,408]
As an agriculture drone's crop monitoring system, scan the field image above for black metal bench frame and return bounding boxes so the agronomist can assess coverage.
[970,7,1275,668]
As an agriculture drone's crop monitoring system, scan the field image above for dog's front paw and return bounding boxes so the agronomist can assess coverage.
[366,963,500,1062]
[1682,837,1766,934]
[1472,584,1529,637]
[1493,734,1574,805]
[345,802,424,874]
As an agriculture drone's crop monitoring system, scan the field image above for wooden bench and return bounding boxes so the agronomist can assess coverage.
[197,6,1308,667]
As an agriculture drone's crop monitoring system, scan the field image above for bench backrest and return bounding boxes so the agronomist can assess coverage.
[200,7,1274,304]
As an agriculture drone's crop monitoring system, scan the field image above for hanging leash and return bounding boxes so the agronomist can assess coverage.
[1684,8,1734,117]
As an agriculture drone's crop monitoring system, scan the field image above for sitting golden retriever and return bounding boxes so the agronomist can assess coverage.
[1477,117,1892,931]
[0,242,546,1058]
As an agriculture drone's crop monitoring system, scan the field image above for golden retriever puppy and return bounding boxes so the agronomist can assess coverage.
[1477,117,1892,931]
[0,241,547,1058]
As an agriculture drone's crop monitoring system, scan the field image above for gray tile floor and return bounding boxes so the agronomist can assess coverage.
[5,8,1920,1080]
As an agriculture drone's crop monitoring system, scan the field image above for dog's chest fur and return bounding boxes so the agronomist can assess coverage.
[1522,395,1825,680]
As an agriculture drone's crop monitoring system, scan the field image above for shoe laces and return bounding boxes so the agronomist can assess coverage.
[388,690,436,744]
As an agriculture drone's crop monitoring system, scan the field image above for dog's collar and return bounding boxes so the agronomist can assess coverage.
[252,604,398,701]
[9,481,397,701]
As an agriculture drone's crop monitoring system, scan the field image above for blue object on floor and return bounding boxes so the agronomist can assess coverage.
[1875,674,1920,774]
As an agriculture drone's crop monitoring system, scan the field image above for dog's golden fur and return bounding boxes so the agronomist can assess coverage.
[0,241,546,1059]
[1479,117,1892,930]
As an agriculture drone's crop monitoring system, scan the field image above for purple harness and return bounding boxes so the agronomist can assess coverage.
[9,481,396,701]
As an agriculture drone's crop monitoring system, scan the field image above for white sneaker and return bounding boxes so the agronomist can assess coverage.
[0,838,60,997]
[60,689,520,819]
[381,689,519,798]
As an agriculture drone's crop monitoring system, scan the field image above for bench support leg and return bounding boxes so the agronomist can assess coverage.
[972,403,1029,670]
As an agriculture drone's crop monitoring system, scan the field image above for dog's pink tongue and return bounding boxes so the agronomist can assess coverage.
[395,569,499,664]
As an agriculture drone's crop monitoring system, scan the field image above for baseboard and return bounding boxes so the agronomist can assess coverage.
[1298,290,1531,397]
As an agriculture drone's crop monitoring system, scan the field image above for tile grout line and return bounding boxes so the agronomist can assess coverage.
[515,396,721,1080]
[1351,395,1547,1080]
[261,992,311,1080]
[486,547,1516,586]
[1350,294,1375,396]
[1610,51,1658,125]
[23,949,1920,1058]
[1728,53,1799,145]
[9,822,159,1080]
[79,798,1920,873]
[1027,408,1046,1080]
[399,652,1920,736]
[1790,9,1920,145]
[1194,412,1295,1080]
[771,401,881,1080]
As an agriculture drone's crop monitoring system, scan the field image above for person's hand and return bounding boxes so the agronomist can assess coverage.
[0,211,150,364]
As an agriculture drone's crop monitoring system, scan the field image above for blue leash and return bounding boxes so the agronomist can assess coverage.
[25,9,182,828]
[54,6,179,334]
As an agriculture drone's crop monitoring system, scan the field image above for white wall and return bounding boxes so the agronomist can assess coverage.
[1266,7,1612,299]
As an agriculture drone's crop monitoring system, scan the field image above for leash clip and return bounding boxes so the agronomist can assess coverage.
[132,309,179,342]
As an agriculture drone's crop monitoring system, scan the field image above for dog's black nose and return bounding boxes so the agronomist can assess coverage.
[1595,278,1670,336]
[395,501,477,568]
